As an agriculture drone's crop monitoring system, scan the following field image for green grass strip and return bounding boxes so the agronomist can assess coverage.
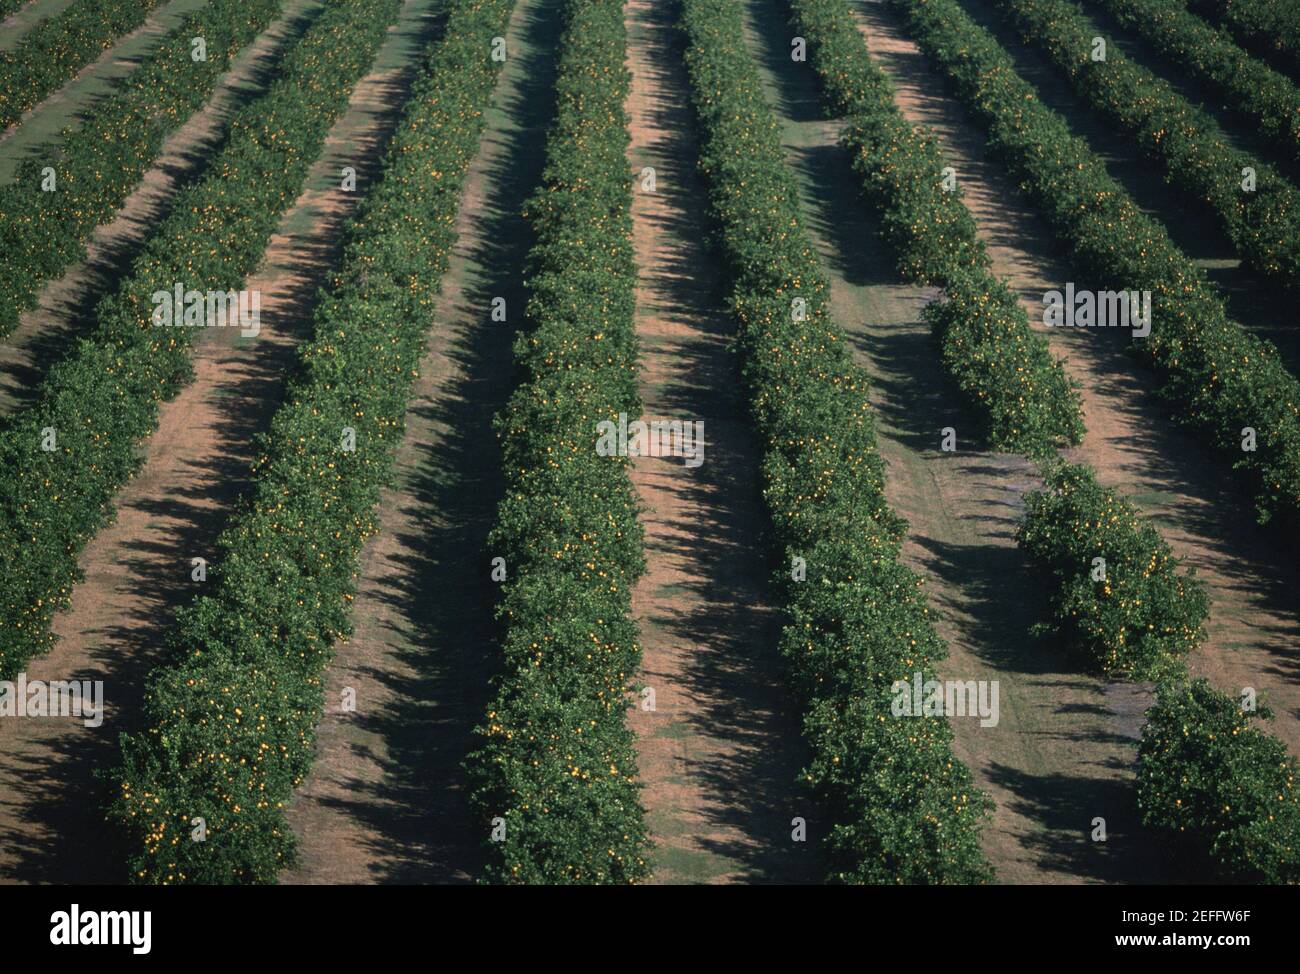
[0,0,286,335]
[0,0,401,682]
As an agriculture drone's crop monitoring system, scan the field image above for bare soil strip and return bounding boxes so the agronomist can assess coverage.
[0,0,207,148]
[0,0,316,417]
[279,0,559,885]
[0,0,440,885]
[621,0,820,885]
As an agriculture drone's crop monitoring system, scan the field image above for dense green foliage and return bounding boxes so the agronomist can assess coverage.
[1138,680,1300,883]
[681,0,992,884]
[890,0,1300,532]
[789,0,986,282]
[0,0,165,129]
[991,0,1300,286]
[792,0,1203,699]
[0,0,400,684]
[1188,0,1300,80]
[787,0,1082,454]
[464,0,650,884]
[1017,463,1207,678]
[1084,0,1300,166]
[109,0,519,884]
[0,0,284,336]
[924,270,1084,453]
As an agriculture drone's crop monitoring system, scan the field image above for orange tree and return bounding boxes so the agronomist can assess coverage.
[109,0,521,884]
[681,0,992,884]
[1017,462,1207,679]
[0,0,166,129]
[1138,679,1300,883]
[1084,0,1300,167]
[890,0,1300,536]
[0,0,401,685]
[991,0,1300,286]
[1187,0,1300,80]
[0,0,285,335]
[787,0,1082,456]
[463,0,651,885]
[792,0,1203,688]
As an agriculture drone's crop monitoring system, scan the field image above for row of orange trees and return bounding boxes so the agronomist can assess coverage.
[1188,0,1300,80]
[1138,680,1300,883]
[1017,462,1207,680]
[991,0,1300,287]
[1083,0,1300,166]
[1014,452,1294,880]
[785,0,1206,679]
[0,0,400,684]
[0,0,285,335]
[786,0,1081,455]
[790,0,1206,686]
[680,0,992,884]
[890,0,1300,536]
[109,0,521,884]
[1011,463,1296,881]
[1024,465,1300,881]
[464,0,651,885]
[788,0,1214,873]
[891,0,1299,883]
[0,0,165,129]
[785,0,1211,676]
[1022,465,1300,881]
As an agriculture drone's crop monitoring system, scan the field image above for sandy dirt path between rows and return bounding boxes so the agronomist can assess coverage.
[280,0,560,884]
[0,0,436,885]
[622,0,821,885]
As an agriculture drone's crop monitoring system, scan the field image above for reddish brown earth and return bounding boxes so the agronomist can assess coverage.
[621,0,819,885]
[0,0,437,885]
[280,0,558,884]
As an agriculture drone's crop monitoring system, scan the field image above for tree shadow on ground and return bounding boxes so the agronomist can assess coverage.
[293,0,561,883]
[0,4,439,885]
[984,760,1186,883]
[615,0,825,883]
